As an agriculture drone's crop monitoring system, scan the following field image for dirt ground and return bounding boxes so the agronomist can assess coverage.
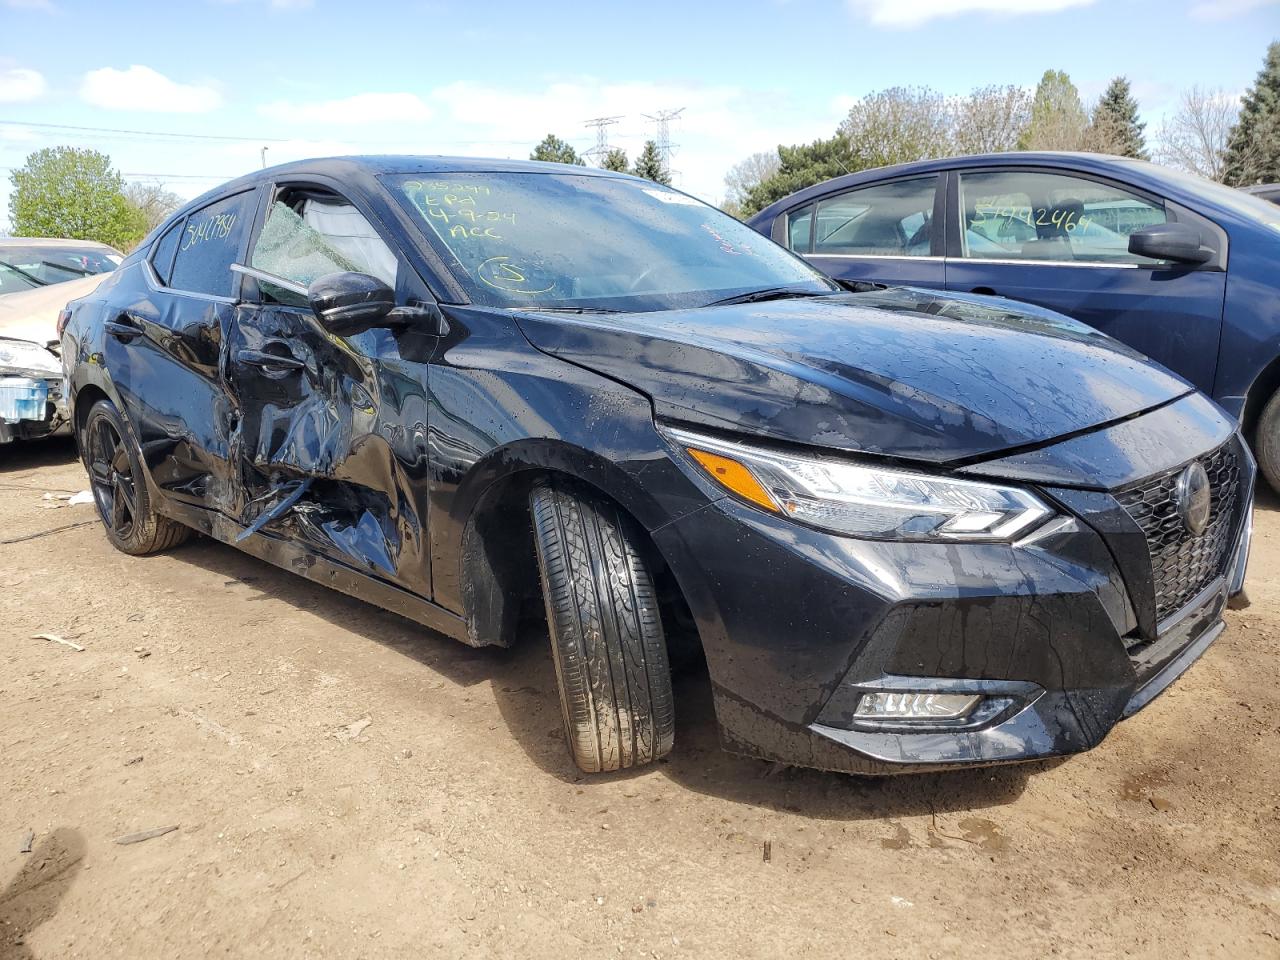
[1,436,1277,960]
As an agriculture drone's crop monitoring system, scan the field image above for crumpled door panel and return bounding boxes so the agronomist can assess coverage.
[226,304,431,597]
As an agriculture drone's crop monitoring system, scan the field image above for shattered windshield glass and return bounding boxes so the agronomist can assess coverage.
[385,172,832,312]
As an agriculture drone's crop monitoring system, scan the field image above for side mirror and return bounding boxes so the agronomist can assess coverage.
[307,272,396,336]
[1127,223,1212,265]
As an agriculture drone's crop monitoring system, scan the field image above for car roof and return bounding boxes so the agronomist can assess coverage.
[178,154,633,211]
[0,236,122,252]
[746,151,1149,226]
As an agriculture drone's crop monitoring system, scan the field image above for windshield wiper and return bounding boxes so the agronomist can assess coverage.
[704,286,833,308]
[0,260,49,286]
[517,306,624,314]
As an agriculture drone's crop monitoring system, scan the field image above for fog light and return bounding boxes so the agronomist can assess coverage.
[854,691,981,721]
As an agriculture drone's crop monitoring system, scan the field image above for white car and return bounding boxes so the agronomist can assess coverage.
[0,274,107,443]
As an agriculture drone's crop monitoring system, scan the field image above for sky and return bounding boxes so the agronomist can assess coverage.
[0,0,1277,228]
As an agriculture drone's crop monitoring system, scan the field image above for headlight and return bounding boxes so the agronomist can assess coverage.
[668,427,1051,542]
[0,338,60,377]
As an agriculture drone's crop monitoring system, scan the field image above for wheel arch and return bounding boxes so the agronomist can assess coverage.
[1242,352,1280,442]
[455,439,702,660]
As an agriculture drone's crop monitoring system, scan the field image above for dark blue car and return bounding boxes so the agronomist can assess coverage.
[747,153,1280,491]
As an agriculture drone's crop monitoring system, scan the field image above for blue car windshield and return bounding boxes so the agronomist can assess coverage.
[385,172,834,311]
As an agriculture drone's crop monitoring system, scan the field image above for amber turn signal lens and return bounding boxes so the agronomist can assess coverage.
[686,447,779,513]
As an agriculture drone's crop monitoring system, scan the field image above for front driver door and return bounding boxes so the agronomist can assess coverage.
[226,182,439,599]
[943,167,1227,394]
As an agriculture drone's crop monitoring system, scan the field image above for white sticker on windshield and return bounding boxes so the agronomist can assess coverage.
[643,189,702,206]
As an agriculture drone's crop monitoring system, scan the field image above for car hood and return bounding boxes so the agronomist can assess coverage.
[0,274,106,347]
[514,290,1193,464]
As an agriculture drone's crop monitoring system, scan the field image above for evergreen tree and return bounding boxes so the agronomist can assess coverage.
[631,141,670,184]
[1019,70,1089,150]
[529,134,585,166]
[1223,41,1280,185]
[1092,76,1148,159]
[601,148,629,172]
[8,146,145,249]
[740,136,856,216]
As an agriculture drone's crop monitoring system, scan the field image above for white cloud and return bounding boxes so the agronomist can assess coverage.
[259,92,433,126]
[1189,0,1279,18]
[79,65,222,113]
[0,67,46,103]
[846,0,1096,27]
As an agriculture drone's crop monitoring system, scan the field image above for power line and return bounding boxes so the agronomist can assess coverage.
[0,119,289,143]
[0,118,595,149]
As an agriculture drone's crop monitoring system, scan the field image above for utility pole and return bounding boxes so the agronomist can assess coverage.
[582,116,622,165]
[642,108,684,183]
[260,146,269,169]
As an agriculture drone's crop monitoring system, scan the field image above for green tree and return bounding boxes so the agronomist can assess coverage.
[740,136,856,217]
[8,147,145,249]
[600,147,629,172]
[631,140,670,184]
[530,134,585,165]
[1090,76,1148,159]
[1223,41,1280,185]
[1019,70,1089,150]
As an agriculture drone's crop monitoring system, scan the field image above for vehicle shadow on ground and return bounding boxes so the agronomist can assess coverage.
[0,828,85,960]
[0,436,79,478]
[167,536,1043,821]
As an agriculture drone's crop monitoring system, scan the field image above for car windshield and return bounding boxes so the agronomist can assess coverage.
[0,244,121,290]
[385,172,835,311]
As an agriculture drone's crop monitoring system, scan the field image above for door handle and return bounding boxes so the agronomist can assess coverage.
[105,316,143,343]
[236,348,305,372]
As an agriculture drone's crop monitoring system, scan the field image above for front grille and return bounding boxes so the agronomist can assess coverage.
[1116,441,1241,625]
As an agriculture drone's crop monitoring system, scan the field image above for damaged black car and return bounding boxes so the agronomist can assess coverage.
[60,157,1255,775]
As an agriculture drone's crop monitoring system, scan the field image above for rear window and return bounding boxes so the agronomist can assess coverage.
[167,191,253,298]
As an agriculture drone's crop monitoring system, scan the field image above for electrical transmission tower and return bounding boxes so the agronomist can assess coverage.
[582,116,622,164]
[642,107,685,181]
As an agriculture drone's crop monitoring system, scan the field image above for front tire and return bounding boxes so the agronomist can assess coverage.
[1257,389,1280,495]
[529,479,675,773]
[81,399,191,556]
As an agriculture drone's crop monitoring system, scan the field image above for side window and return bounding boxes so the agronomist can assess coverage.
[959,170,1168,264]
[813,177,937,256]
[249,190,399,307]
[150,218,183,286]
[168,191,252,298]
[786,204,814,253]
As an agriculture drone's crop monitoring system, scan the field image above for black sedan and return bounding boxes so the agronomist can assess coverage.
[60,157,1254,776]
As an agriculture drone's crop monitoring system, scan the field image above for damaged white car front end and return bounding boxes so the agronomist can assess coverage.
[0,337,67,443]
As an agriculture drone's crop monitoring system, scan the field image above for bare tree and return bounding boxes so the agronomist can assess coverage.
[954,85,1032,154]
[1156,87,1239,182]
[840,86,954,169]
[723,151,781,208]
[124,181,183,234]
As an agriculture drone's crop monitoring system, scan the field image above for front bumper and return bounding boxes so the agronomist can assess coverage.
[0,375,68,444]
[653,428,1254,776]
